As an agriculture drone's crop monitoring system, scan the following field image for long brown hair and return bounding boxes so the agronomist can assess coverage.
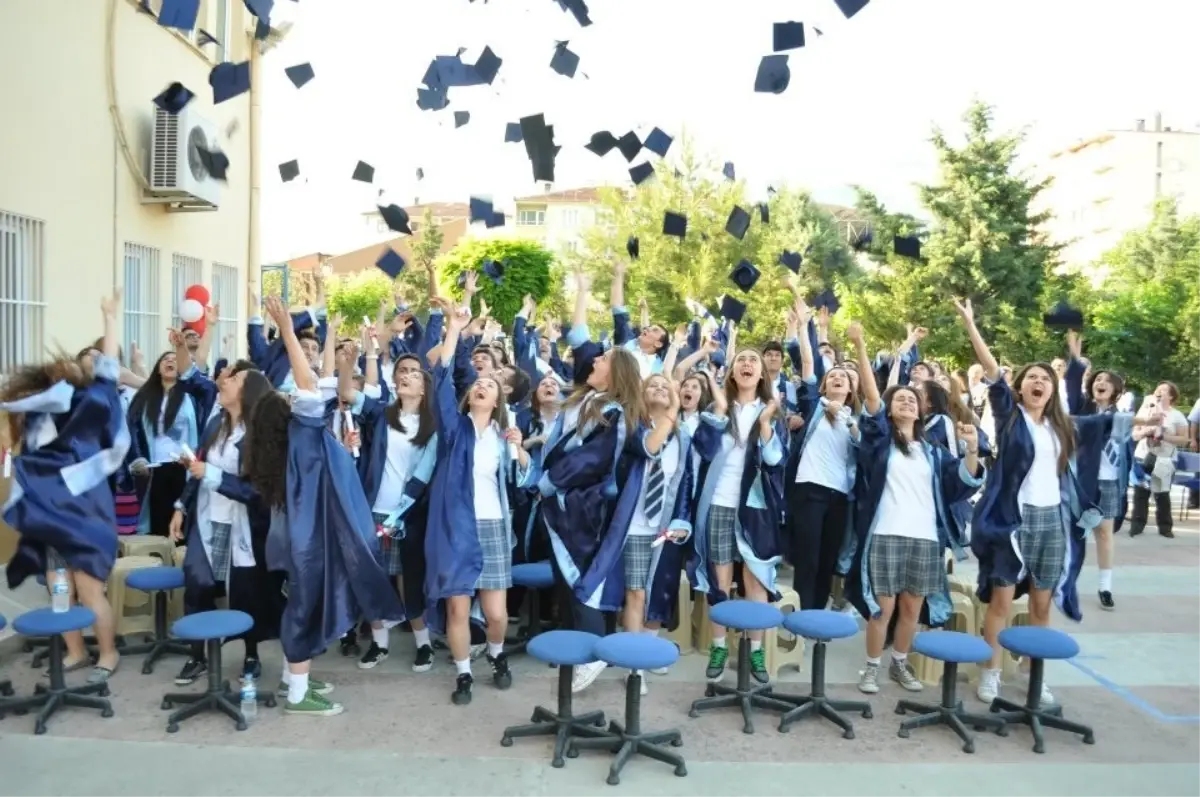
[204,367,273,454]
[128,351,186,434]
[1013,362,1075,474]
[882,384,925,456]
[922,380,975,427]
[388,367,436,448]
[818,365,862,421]
[679,373,711,415]
[563,348,643,436]
[723,348,774,443]
[242,391,292,510]
[0,353,89,452]
[458,375,510,429]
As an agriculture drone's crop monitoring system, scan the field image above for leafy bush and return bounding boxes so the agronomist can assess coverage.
[438,237,556,322]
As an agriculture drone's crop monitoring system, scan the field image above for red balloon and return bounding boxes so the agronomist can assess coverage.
[184,284,210,305]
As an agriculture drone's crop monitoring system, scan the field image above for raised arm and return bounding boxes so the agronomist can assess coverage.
[953,299,1000,383]
[847,321,880,415]
[793,297,815,380]
[99,289,122,361]
[193,304,218,370]
[440,295,472,370]
[320,313,341,378]
[362,321,380,388]
[266,295,315,393]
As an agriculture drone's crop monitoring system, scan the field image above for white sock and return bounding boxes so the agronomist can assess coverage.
[371,627,389,649]
[713,636,727,649]
[892,651,908,666]
[381,619,402,630]
[413,628,431,648]
[280,661,292,684]
[1098,569,1113,592]
[642,628,660,637]
[487,641,504,658]
[749,639,763,652]
[287,673,308,705]
[454,658,472,676]
[866,656,881,667]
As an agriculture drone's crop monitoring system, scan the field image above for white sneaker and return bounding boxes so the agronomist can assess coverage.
[977,668,1001,704]
[857,663,880,694]
[890,661,924,692]
[572,660,607,693]
[627,671,648,696]
[648,666,669,676]
[1038,682,1055,708]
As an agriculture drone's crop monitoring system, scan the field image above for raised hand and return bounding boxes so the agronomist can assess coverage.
[205,303,220,326]
[1066,329,1082,359]
[845,321,864,345]
[957,422,979,453]
[952,298,974,325]
[100,288,123,319]
[448,303,471,331]
[522,294,536,316]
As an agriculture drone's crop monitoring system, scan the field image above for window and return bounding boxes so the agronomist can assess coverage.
[124,243,162,354]
[560,209,580,228]
[517,209,545,226]
[213,0,231,62]
[171,254,203,327]
[377,219,389,233]
[561,240,579,253]
[211,263,239,364]
[0,211,46,373]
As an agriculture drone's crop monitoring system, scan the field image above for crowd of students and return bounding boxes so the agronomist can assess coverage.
[0,260,1191,718]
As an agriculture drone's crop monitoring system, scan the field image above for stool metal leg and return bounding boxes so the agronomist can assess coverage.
[989,658,1094,754]
[688,631,795,734]
[121,591,193,674]
[499,664,608,768]
[162,637,262,733]
[774,640,873,739]
[4,634,113,734]
[894,662,1007,754]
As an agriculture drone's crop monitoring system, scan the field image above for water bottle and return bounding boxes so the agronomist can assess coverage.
[51,568,70,613]
[240,674,258,722]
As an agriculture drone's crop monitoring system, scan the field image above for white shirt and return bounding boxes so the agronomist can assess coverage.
[872,446,938,542]
[794,409,855,494]
[1188,399,1200,425]
[631,348,656,380]
[712,400,763,508]
[372,415,421,513]
[150,405,185,464]
[472,424,505,521]
[206,425,245,524]
[680,412,699,436]
[631,430,680,533]
[1018,407,1062,508]
[1058,379,1070,414]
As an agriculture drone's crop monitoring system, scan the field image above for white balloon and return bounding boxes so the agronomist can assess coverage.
[179,298,204,323]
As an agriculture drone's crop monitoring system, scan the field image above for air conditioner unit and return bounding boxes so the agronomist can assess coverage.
[145,104,221,211]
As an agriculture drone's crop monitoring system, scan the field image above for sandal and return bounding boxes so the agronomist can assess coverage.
[87,663,118,684]
[42,657,92,679]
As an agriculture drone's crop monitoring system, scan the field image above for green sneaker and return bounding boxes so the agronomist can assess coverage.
[750,648,769,684]
[284,689,344,717]
[705,643,729,682]
[277,677,334,697]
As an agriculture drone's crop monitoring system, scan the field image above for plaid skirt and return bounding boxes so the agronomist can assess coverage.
[373,512,404,576]
[1098,480,1121,521]
[473,518,512,591]
[707,505,738,565]
[867,535,943,598]
[997,504,1065,590]
[623,533,655,590]
[207,522,233,583]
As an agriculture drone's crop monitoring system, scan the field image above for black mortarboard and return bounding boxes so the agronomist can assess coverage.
[422,56,474,90]
[284,62,315,89]
[729,259,761,293]
[159,0,200,31]
[852,230,873,251]
[482,258,505,284]
[244,0,274,21]
[196,145,229,181]
[254,17,270,41]
[629,162,655,186]
[416,87,449,111]
[196,29,220,47]
[663,211,687,239]
[454,111,471,128]
[725,206,751,240]
[415,167,425,180]
[550,42,580,78]
[754,54,790,94]
[352,161,375,183]
[1043,301,1084,329]
[153,82,194,114]
[626,236,639,260]
[456,272,469,289]
[585,131,618,156]
[375,248,406,279]
[378,203,412,235]
[834,0,869,19]
[743,317,756,333]
[759,203,769,224]
[773,21,805,51]
[504,123,524,143]
[469,197,494,223]
[473,46,503,85]
[278,160,300,182]
[209,61,251,104]
[616,131,642,162]
[778,250,802,273]
[893,235,921,259]
[554,0,592,27]
[722,161,736,181]
[488,211,506,228]
[813,288,841,314]
[720,296,747,324]
[643,127,673,157]
[520,114,559,183]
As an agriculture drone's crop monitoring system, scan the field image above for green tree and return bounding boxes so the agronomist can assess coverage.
[393,208,444,314]
[439,237,556,322]
[326,270,393,336]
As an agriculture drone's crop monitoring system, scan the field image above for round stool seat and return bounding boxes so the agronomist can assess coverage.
[998,626,1079,660]
[912,630,993,664]
[126,566,185,592]
[172,610,253,641]
[527,630,600,667]
[594,632,679,672]
[709,599,783,631]
[511,561,555,590]
[14,606,96,637]
[783,609,857,641]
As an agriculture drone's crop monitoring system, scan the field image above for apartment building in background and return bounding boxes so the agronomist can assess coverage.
[512,187,610,254]
[1033,114,1200,280]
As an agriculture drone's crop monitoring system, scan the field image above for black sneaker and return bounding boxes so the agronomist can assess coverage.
[358,642,388,670]
[339,631,361,658]
[242,656,262,680]
[451,673,473,705]
[749,647,769,684]
[412,644,434,673]
[705,643,729,682]
[1099,591,1115,611]
[175,658,207,686]
[1159,528,1175,539]
[488,653,512,690]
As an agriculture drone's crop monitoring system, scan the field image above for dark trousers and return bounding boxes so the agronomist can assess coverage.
[1129,486,1173,535]
[550,556,606,637]
[146,463,187,537]
[788,481,849,611]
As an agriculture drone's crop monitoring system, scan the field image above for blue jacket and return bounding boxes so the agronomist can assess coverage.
[1065,357,1133,531]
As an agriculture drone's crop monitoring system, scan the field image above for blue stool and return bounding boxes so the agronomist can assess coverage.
[160,610,274,733]
[0,614,13,701]
[568,633,686,786]
[499,630,609,766]
[895,631,1007,753]
[688,600,794,734]
[773,610,872,738]
[120,567,192,674]
[2,607,113,734]
[507,561,556,656]
[990,627,1094,753]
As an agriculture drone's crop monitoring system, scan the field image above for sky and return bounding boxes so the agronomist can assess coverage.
[258,0,1200,262]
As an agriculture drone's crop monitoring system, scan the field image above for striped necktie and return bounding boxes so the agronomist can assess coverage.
[644,460,665,527]
[1103,438,1120,469]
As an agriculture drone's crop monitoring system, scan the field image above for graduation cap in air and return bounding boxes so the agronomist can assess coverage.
[378,203,413,235]
[473,46,503,85]
[469,197,495,223]
[422,55,481,90]
[416,167,425,181]
[278,160,300,183]
[754,54,790,94]
[834,0,870,19]
[520,113,559,183]
[416,87,449,111]
[629,162,655,186]
[851,230,873,251]
[196,29,221,47]
[759,203,770,224]
[454,111,471,128]
[505,123,524,143]
[893,235,921,259]
[456,272,470,289]
[481,258,505,284]
[585,131,618,156]
[643,128,673,158]
[725,207,751,240]
[779,250,802,273]
[351,161,375,183]
[488,211,506,229]
[375,248,406,279]
[1043,300,1084,329]
[720,295,747,325]
[284,63,315,89]
[729,259,761,293]
[153,82,194,114]
[616,132,642,162]
[722,161,736,181]
[813,287,841,314]
[553,0,592,27]
[209,61,251,104]
[626,236,639,260]
[196,145,229,181]
[773,21,805,51]
[663,211,687,239]
[159,0,200,32]
[550,41,580,78]
[244,0,273,39]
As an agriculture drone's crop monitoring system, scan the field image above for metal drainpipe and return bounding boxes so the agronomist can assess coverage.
[246,31,263,333]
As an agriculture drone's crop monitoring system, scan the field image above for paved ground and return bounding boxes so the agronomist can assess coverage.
[2,509,1198,796]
